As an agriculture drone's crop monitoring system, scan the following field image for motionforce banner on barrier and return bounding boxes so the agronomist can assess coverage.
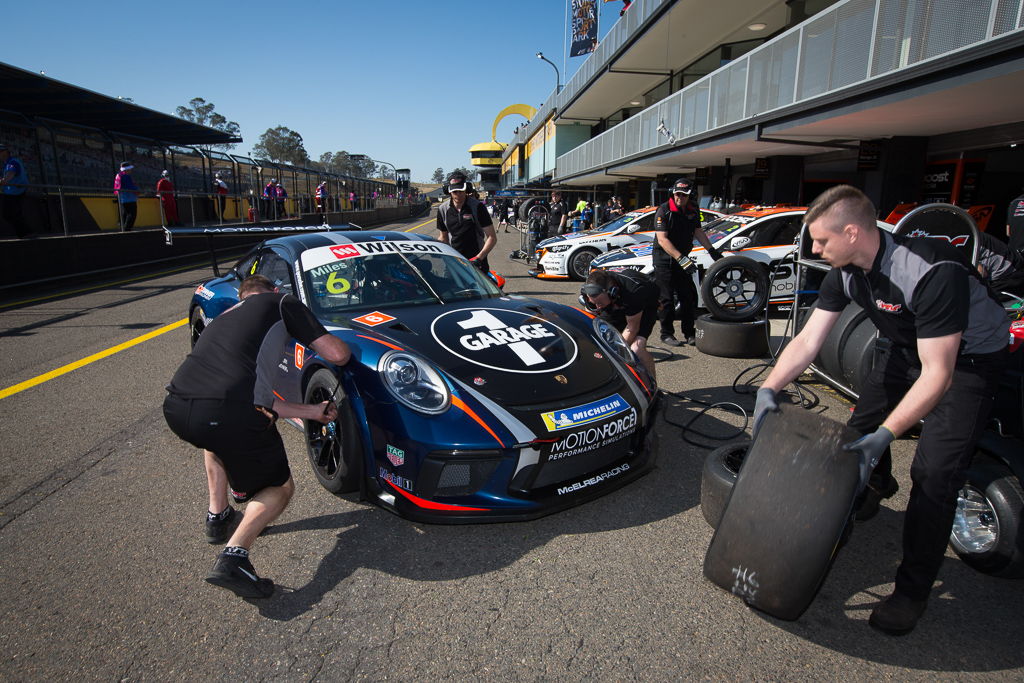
[570,0,598,58]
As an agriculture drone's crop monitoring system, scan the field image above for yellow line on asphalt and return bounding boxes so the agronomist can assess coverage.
[403,216,434,233]
[0,318,189,401]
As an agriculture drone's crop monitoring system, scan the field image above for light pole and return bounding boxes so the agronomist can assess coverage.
[351,154,399,206]
[536,52,561,94]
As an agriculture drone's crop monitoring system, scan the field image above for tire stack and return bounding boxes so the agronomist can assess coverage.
[694,255,770,358]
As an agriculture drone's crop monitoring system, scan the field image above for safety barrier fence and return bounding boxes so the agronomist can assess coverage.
[555,0,1024,180]
[2,182,412,237]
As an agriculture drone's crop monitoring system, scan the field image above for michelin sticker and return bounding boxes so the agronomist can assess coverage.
[541,393,630,432]
[431,308,578,373]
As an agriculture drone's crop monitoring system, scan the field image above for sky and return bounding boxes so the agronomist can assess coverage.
[4,0,630,182]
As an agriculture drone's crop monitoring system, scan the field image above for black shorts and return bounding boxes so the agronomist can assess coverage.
[163,394,291,497]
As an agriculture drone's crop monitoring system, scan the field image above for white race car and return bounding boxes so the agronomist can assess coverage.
[529,208,725,281]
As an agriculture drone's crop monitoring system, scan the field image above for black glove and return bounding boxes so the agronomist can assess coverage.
[676,256,695,272]
[708,247,725,261]
[751,387,779,440]
[842,426,895,491]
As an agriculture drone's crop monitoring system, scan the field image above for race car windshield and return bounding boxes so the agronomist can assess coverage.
[591,213,641,234]
[303,251,500,320]
[701,216,756,244]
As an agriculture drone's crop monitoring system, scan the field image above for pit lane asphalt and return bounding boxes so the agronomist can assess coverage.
[0,213,1021,680]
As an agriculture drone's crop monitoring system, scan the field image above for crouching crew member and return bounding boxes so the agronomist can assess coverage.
[163,275,351,599]
[582,268,659,382]
[752,185,1009,635]
[653,178,723,347]
[436,172,496,272]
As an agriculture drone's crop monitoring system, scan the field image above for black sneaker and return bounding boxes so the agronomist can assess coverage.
[855,475,899,521]
[869,592,927,635]
[660,334,683,347]
[206,552,275,598]
[205,506,238,544]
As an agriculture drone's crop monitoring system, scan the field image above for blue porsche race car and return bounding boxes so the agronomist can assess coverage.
[187,230,660,523]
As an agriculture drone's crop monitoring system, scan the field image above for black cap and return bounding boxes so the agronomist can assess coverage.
[671,178,693,195]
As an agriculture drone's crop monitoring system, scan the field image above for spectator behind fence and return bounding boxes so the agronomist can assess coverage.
[213,172,229,219]
[0,143,29,238]
[157,170,179,226]
[315,181,329,213]
[275,181,287,218]
[263,179,277,220]
[114,162,140,231]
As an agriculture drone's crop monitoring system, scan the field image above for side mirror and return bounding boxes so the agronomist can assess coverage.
[730,236,751,250]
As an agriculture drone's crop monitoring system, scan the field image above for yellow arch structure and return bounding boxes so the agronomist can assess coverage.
[490,103,537,142]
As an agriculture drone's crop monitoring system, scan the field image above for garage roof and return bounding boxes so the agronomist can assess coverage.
[0,62,241,145]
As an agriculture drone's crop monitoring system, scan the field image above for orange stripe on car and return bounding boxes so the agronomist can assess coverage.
[451,395,506,448]
[385,480,489,511]
[625,364,652,396]
[357,334,403,350]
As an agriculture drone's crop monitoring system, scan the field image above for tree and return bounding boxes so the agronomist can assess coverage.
[451,167,479,182]
[318,151,376,178]
[252,126,309,165]
[377,164,395,180]
[431,167,445,183]
[175,97,241,151]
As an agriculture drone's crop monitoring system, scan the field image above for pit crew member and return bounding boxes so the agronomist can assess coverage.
[753,185,1009,635]
[436,172,496,272]
[582,268,659,381]
[163,275,351,598]
[653,178,723,346]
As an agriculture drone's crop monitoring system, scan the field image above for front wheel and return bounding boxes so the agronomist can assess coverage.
[950,455,1024,578]
[304,368,361,494]
[189,307,206,349]
[569,248,600,280]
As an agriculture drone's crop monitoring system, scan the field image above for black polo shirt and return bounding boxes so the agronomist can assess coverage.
[436,197,493,260]
[653,198,701,265]
[168,292,327,405]
[817,231,1008,354]
[548,199,567,231]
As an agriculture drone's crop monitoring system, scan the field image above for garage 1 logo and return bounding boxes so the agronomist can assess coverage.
[431,308,578,373]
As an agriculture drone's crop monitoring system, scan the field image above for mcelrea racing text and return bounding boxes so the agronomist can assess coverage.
[557,463,630,496]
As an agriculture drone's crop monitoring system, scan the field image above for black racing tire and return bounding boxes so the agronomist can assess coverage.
[568,248,600,281]
[700,440,750,529]
[704,405,861,620]
[695,315,769,359]
[700,255,770,322]
[304,368,362,494]
[189,307,206,349]
[518,198,544,223]
[840,316,878,396]
[950,455,1024,578]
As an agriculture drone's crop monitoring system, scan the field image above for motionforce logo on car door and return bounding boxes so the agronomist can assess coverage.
[431,308,578,373]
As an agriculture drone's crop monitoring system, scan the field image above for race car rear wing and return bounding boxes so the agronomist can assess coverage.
[163,222,362,276]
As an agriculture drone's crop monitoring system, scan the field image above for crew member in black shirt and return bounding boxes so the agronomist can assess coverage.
[1006,189,1024,252]
[436,172,496,272]
[753,185,1009,635]
[653,178,723,346]
[581,268,660,381]
[549,190,568,235]
[164,275,350,598]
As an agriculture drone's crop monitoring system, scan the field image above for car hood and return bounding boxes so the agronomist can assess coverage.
[340,296,621,405]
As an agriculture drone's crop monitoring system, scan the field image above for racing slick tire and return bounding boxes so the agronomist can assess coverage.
[304,368,362,494]
[950,455,1024,578]
[704,405,861,620]
[695,315,769,359]
[568,248,601,281]
[518,198,544,224]
[700,440,750,529]
[189,307,206,349]
[700,255,770,322]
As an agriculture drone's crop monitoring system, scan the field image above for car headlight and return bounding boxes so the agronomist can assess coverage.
[379,351,450,414]
[546,243,573,253]
[593,317,634,365]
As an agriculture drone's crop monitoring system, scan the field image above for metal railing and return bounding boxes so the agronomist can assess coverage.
[555,0,1024,180]
[1,182,413,237]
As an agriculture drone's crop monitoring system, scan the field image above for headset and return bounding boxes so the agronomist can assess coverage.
[579,280,620,311]
[442,178,474,195]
